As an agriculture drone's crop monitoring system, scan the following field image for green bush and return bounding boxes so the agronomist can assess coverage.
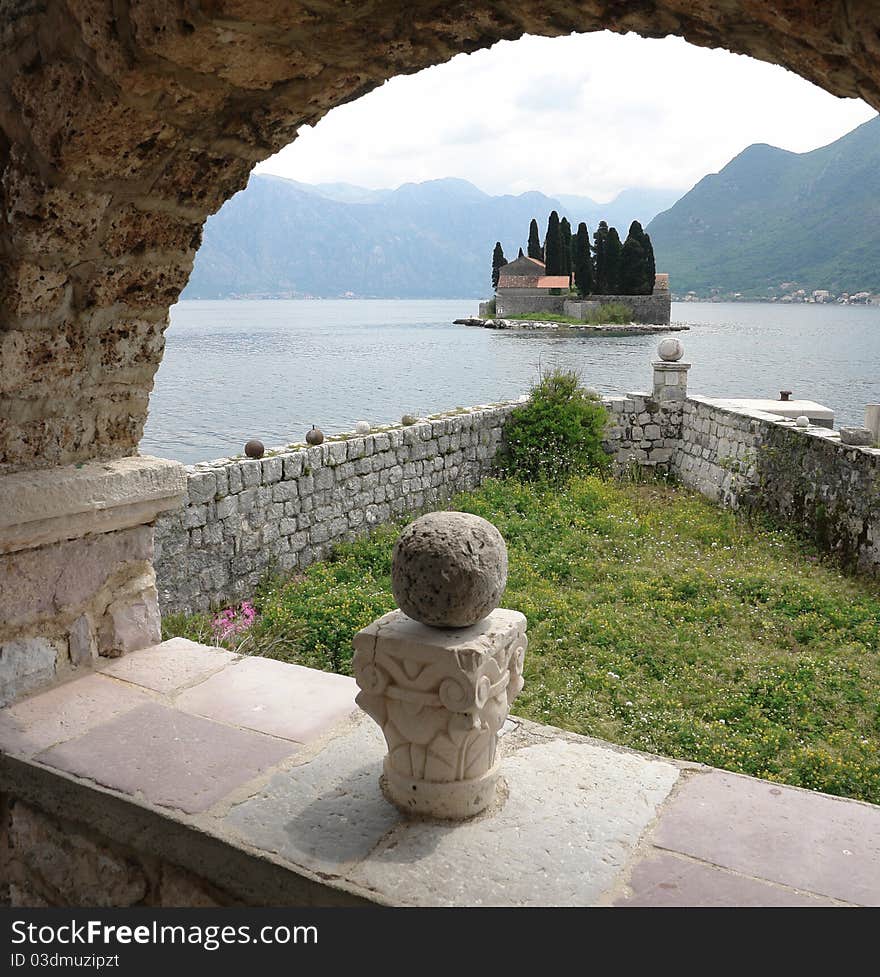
[499,369,609,484]
[585,302,633,325]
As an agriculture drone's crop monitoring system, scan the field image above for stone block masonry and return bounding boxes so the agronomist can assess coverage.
[155,408,517,615]
[155,386,880,618]
[155,397,678,615]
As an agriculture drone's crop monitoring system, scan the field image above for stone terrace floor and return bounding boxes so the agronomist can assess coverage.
[1,639,879,907]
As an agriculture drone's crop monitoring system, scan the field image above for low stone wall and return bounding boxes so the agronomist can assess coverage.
[674,397,880,574]
[155,390,880,618]
[564,293,671,325]
[155,407,516,615]
[673,398,764,508]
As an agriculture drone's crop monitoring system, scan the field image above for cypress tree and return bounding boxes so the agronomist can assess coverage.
[619,221,645,294]
[573,222,594,297]
[544,210,562,276]
[642,230,656,293]
[559,217,572,279]
[605,226,623,294]
[518,246,524,258]
[527,219,542,260]
[593,221,609,293]
[491,241,506,290]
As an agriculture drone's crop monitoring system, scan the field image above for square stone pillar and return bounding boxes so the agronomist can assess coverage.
[865,405,880,443]
[652,361,691,403]
[0,456,186,706]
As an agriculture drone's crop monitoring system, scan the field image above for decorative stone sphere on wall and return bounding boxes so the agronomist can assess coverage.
[244,439,265,459]
[355,420,371,435]
[401,414,417,426]
[391,511,508,628]
[657,338,684,362]
[306,426,324,445]
[795,415,810,428]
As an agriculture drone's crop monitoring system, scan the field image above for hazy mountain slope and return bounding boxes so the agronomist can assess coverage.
[647,115,880,296]
[183,176,682,299]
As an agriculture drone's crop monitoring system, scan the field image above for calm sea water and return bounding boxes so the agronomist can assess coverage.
[141,300,880,465]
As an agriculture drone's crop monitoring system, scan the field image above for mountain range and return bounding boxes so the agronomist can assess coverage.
[182,114,880,301]
[181,178,681,299]
[647,114,880,297]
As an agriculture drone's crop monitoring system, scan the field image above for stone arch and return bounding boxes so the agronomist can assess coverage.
[2,1,879,474]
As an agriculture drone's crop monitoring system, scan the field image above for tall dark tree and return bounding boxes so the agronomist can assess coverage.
[605,226,623,294]
[573,222,594,297]
[559,216,572,279]
[527,219,542,260]
[491,241,507,290]
[544,210,563,276]
[643,230,656,293]
[619,220,646,294]
[517,246,524,258]
[618,221,657,294]
[593,221,609,293]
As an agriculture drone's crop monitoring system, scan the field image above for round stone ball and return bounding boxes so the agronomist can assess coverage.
[795,415,810,428]
[657,338,684,362]
[306,426,324,445]
[392,512,508,628]
[244,439,265,459]
[355,420,371,435]
[401,414,417,426]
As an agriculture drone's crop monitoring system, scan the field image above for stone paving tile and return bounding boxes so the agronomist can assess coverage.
[97,637,236,695]
[614,853,843,907]
[651,771,880,906]
[176,656,358,744]
[224,717,402,875]
[37,702,297,814]
[0,673,152,757]
[348,738,679,906]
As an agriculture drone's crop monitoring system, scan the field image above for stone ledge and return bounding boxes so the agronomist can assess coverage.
[0,455,186,553]
[3,640,877,906]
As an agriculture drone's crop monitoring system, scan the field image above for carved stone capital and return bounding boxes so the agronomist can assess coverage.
[353,608,526,819]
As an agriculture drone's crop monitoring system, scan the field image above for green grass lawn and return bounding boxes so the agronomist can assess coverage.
[163,476,880,804]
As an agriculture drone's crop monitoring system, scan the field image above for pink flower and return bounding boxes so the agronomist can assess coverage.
[211,601,257,643]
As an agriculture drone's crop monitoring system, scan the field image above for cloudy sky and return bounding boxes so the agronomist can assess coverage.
[255,31,875,203]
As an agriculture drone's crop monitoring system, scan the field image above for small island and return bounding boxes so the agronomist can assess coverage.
[458,212,682,335]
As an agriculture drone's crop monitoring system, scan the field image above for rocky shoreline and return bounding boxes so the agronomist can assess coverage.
[453,317,689,336]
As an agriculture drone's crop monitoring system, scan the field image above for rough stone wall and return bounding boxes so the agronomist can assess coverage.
[752,422,880,575]
[564,293,671,326]
[0,796,233,907]
[605,393,683,475]
[155,398,677,614]
[155,408,516,614]
[672,398,880,575]
[673,399,764,508]
[4,2,880,475]
[0,527,160,707]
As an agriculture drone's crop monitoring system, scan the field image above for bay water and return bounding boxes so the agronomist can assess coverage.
[141,299,880,465]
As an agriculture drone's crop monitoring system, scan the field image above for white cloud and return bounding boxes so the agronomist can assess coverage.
[255,32,876,201]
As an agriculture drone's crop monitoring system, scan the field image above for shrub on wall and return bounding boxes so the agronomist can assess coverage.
[499,369,609,484]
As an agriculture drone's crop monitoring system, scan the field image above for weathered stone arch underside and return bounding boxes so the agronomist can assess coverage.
[2,0,878,475]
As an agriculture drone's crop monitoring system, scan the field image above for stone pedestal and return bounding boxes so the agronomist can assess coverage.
[652,361,691,403]
[353,608,526,819]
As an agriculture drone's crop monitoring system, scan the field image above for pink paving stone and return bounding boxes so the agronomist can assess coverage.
[614,853,843,907]
[0,673,152,757]
[651,771,880,906]
[175,656,358,744]
[36,701,297,814]
[97,637,237,694]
